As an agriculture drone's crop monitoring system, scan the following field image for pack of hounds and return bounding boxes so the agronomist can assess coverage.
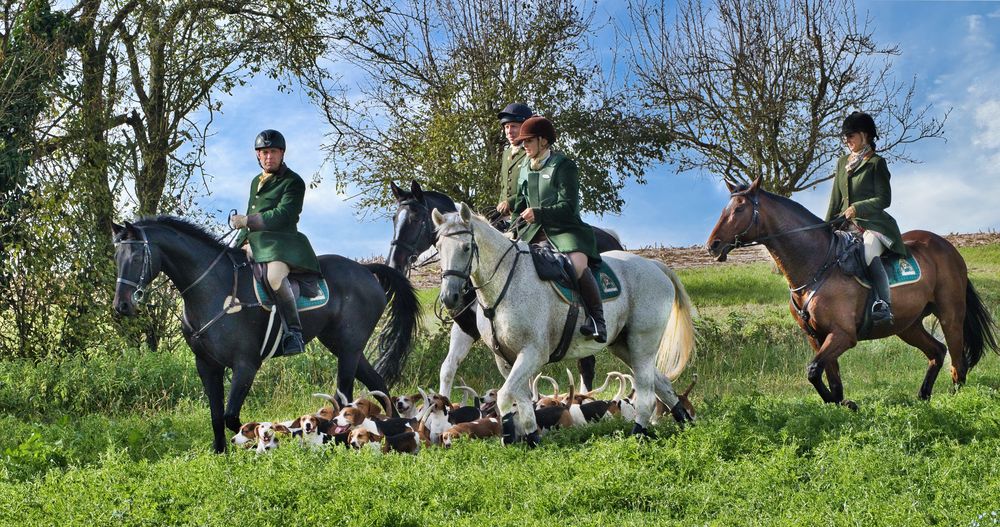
[232,371,698,455]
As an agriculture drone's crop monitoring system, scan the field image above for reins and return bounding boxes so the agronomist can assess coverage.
[724,190,850,338]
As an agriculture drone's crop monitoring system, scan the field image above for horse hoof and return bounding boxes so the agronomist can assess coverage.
[631,423,656,439]
[840,400,858,412]
[524,430,541,448]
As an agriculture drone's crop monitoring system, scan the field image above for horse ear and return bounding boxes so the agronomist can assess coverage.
[410,180,424,200]
[749,177,762,193]
[390,181,403,200]
[458,202,472,222]
[724,178,738,193]
[431,207,446,227]
[111,222,126,237]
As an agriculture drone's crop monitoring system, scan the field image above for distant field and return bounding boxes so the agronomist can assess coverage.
[1,244,998,526]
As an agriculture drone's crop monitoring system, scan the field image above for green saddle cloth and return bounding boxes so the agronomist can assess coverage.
[856,253,922,289]
[253,277,331,312]
[551,261,622,304]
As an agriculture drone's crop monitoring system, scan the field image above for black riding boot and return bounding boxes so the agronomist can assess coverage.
[578,268,607,343]
[273,277,305,356]
[868,259,893,327]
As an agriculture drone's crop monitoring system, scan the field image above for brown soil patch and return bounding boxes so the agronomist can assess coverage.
[368,231,999,288]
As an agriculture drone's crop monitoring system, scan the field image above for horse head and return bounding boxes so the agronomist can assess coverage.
[431,202,477,310]
[111,221,162,316]
[706,176,764,262]
[388,180,434,273]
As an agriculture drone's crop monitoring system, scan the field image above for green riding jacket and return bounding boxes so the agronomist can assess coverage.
[824,153,908,257]
[506,151,599,262]
[498,144,527,204]
[235,164,321,273]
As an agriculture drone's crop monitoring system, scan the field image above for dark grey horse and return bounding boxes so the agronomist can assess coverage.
[112,217,418,453]
[386,181,624,393]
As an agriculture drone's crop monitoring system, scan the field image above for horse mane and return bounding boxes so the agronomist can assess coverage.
[134,215,241,254]
[734,184,823,225]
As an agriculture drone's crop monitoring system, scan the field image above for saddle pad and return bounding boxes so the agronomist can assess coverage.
[854,253,922,289]
[551,261,622,304]
[254,277,331,312]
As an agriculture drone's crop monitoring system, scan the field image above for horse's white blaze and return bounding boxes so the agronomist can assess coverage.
[433,203,697,439]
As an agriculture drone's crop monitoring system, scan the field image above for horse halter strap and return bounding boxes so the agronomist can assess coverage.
[115,226,153,303]
[390,198,434,261]
[728,191,843,249]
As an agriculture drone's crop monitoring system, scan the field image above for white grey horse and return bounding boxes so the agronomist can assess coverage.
[432,204,697,443]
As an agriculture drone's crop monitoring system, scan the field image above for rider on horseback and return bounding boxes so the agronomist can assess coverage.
[825,112,908,326]
[230,129,320,355]
[499,116,607,343]
[495,102,533,215]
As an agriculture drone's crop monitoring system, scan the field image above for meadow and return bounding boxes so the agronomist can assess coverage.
[1,244,999,526]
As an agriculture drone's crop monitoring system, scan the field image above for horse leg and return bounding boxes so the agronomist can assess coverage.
[439,322,476,394]
[577,356,596,392]
[822,359,854,410]
[806,331,855,406]
[316,331,375,401]
[616,335,658,436]
[897,321,948,400]
[496,350,543,445]
[224,362,259,433]
[937,306,968,388]
[194,356,227,453]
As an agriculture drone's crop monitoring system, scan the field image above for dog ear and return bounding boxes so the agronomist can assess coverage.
[274,424,291,435]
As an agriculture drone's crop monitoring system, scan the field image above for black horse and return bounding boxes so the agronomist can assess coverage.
[386,181,624,393]
[112,217,418,453]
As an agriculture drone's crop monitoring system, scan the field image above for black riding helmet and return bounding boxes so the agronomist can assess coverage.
[255,129,286,150]
[498,103,533,124]
[841,111,878,140]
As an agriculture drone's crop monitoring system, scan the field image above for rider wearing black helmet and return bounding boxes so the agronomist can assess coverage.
[825,111,907,326]
[231,129,320,355]
[495,102,534,216]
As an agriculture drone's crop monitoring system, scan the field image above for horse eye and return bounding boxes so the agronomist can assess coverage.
[734,205,745,213]
[461,243,471,252]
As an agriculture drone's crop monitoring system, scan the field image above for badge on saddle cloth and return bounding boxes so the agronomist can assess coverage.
[854,253,923,289]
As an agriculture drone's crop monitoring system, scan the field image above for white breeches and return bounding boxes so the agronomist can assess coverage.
[243,245,290,290]
[862,230,887,265]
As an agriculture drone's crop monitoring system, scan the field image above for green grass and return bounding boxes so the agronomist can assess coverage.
[1,245,999,525]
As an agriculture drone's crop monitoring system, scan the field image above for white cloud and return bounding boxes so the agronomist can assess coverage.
[973,99,1000,149]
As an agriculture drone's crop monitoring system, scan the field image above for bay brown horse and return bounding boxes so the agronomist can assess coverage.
[706,178,997,408]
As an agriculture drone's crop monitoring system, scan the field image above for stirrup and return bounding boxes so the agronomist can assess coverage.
[870,300,893,326]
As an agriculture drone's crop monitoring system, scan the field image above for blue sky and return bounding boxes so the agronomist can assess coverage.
[196,1,1000,259]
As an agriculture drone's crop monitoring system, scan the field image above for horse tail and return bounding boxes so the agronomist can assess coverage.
[964,280,998,370]
[365,263,421,388]
[652,262,698,381]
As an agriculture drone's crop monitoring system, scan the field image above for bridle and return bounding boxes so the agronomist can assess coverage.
[114,223,256,339]
[437,221,526,320]
[390,198,436,270]
[115,226,155,304]
[724,190,843,251]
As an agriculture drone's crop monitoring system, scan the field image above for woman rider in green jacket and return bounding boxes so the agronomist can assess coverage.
[230,130,321,355]
[825,112,908,326]
[496,116,607,343]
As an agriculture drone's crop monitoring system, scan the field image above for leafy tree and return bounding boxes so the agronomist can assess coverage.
[313,0,668,215]
[626,0,946,195]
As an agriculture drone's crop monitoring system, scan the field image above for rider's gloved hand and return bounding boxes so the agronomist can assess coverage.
[230,214,248,229]
[496,201,510,215]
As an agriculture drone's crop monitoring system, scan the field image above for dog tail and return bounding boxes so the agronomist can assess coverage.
[369,390,394,417]
[653,262,697,381]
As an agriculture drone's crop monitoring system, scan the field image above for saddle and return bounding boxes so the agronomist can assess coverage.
[249,261,329,312]
[832,230,922,338]
[528,242,577,290]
